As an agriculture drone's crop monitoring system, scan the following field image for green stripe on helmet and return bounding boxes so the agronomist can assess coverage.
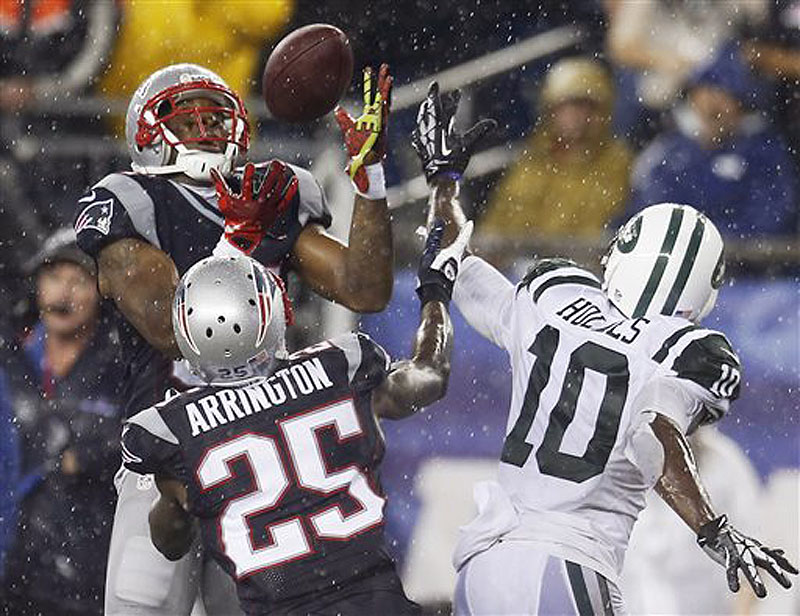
[662,214,706,315]
[631,207,685,318]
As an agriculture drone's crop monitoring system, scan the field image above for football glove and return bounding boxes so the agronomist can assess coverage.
[211,160,298,255]
[334,64,393,196]
[416,219,474,307]
[697,514,798,597]
[411,81,496,183]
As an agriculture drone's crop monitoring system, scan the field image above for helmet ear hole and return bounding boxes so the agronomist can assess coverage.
[233,324,241,334]
[206,328,213,338]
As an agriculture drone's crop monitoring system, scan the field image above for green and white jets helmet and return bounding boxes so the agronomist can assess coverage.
[172,255,288,385]
[602,203,725,322]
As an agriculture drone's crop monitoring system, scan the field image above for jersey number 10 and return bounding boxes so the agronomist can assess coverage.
[501,325,629,483]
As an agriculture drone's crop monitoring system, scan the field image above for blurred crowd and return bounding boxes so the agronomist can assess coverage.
[0,0,798,613]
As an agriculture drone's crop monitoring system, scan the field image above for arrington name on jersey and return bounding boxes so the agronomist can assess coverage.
[72,164,332,417]
[120,332,398,614]
[452,257,741,581]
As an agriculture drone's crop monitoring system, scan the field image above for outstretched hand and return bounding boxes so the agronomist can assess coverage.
[411,81,496,184]
[335,64,393,195]
[697,514,798,598]
[211,161,298,254]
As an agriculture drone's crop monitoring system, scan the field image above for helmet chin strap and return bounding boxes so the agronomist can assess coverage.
[131,125,238,182]
[133,147,235,182]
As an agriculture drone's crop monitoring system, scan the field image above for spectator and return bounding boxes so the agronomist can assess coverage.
[0,229,126,616]
[604,0,766,146]
[627,42,798,238]
[742,0,800,170]
[623,426,762,615]
[0,0,118,333]
[0,0,117,112]
[98,0,294,136]
[479,57,632,239]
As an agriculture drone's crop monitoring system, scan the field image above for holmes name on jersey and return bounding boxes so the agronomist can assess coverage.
[187,358,333,436]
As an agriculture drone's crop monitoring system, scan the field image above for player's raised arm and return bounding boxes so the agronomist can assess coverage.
[649,413,798,598]
[289,64,394,313]
[372,220,471,419]
[97,238,182,359]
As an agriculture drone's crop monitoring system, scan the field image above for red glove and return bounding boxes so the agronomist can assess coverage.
[334,63,392,194]
[211,161,298,254]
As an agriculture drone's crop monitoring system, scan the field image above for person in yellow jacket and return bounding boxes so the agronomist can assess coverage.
[100,0,294,136]
[480,57,632,239]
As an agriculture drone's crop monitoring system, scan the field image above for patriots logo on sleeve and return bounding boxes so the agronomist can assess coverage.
[75,192,115,236]
[120,424,143,465]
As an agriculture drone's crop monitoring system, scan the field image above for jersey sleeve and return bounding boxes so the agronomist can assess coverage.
[452,255,517,349]
[671,332,741,423]
[645,329,742,433]
[330,332,392,393]
[288,164,332,229]
[74,172,157,258]
[121,404,181,477]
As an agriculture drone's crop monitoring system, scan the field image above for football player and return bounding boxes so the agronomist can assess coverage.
[118,219,472,615]
[73,63,394,615]
[411,82,798,615]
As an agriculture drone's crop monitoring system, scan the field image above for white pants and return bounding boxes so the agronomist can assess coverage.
[454,541,626,616]
[104,468,242,616]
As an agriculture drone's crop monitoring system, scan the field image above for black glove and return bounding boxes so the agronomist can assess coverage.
[697,514,798,597]
[411,81,497,183]
[416,218,474,306]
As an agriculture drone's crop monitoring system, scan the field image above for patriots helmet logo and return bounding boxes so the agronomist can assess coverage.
[75,196,114,236]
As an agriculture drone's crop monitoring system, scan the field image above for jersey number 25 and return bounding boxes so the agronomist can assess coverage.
[196,399,385,578]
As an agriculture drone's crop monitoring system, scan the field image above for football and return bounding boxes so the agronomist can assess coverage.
[262,24,353,124]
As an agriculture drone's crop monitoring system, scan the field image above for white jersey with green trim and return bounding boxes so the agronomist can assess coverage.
[451,256,741,581]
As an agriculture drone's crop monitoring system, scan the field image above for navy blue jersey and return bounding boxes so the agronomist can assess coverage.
[121,333,408,614]
[73,165,331,417]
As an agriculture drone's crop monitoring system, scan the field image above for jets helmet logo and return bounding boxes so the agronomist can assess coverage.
[75,196,115,236]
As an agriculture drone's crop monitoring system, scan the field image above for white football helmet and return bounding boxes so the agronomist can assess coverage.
[126,63,249,182]
[602,203,725,322]
[172,256,288,385]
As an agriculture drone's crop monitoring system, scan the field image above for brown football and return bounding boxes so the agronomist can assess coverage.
[262,24,353,124]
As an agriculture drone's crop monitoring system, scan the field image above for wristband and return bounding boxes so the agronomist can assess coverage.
[431,170,462,184]
[213,234,246,257]
[416,283,451,308]
[353,163,387,200]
